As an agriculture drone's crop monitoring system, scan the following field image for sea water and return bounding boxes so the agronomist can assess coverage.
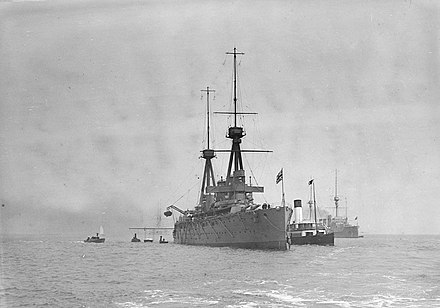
[1,235,439,307]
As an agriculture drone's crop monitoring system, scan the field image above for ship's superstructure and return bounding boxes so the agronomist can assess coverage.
[164,49,292,250]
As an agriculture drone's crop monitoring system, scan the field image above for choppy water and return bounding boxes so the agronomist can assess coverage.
[1,235,440,307]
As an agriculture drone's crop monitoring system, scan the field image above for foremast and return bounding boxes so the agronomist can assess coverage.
[198,87,216,211]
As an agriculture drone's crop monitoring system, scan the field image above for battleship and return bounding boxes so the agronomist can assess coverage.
[327,170,360,238]
[163,48,293,250]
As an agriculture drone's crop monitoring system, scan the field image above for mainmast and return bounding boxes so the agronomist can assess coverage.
[227,48,244,127]
[201,86,215,149]
[309,179,318,232]
[199,87,216,206]
[308,185,313,221]
[334,169,340,217]
[313,181,318,232]
[206,48,268,204]
[225,48,245,179]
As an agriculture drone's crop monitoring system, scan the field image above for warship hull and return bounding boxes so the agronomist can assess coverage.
[173,207,292,250]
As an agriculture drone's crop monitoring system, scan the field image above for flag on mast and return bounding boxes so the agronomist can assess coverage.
[276,169,283,184]
[308,179,314,185]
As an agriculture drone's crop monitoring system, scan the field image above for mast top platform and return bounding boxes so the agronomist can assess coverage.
[202,149,215,159]
[227,127,245,139]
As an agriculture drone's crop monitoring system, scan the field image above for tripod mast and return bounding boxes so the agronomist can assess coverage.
[199,87,216,205]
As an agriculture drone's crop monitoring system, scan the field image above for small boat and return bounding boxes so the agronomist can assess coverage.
[287,180,334,246]
[84,234,105,243]
[159,236,168,244]
[84,225,105,243]
[131,233,141,242]
[128,227,173,243]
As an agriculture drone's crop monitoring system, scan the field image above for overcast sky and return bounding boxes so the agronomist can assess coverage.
[1,0,439,239]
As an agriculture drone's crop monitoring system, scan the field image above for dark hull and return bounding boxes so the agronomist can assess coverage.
[289,233,334,246]
[173,207,292,250]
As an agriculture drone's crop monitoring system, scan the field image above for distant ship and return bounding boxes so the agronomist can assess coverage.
[327,170,360,238]
[84,226,105,243]
[163,48,293,250]
[287,180,334,246]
